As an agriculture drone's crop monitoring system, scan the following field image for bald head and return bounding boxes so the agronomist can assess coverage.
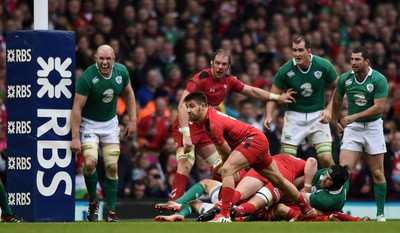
[95,44,115,77]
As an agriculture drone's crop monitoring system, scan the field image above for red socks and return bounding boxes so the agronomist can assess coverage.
[296,194,313,214]
[235,203,256,217]
[220,187,235,217]
[170,173,188,201]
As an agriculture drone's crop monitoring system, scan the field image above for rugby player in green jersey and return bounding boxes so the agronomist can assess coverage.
[332,46,389,222]
[265,36,337,168]
[70,45,137,222]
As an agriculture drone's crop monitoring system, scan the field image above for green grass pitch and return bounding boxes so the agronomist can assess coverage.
[1,220,399,233]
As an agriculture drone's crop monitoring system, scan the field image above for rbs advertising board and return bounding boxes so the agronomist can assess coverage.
[6,31,75,222]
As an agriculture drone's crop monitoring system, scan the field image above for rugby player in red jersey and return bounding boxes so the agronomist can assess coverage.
[183,91,315,222]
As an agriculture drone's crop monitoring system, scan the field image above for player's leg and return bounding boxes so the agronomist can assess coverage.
[234,175,265,204]
[210,150,249,222]
[155,178,220,212]
[101,143,120,222]
[366,153,386,221]
[364,119,387,221]
[309,115,334,168]
[82,141,101,222]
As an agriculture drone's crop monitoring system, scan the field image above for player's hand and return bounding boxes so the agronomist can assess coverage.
[278,88,297,104]
[182,135,194,153]
[262,116,273,131]
[333,122,344,138]
[124,121,137,137]
[319,109,332,124]
[70,138,82,154]
[340,115,355,128]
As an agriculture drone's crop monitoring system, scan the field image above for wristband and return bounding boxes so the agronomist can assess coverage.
[269,93,280,101]
[181,126,190,137]
[304,183,312,188]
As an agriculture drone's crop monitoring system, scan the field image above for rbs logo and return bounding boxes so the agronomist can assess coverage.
[8,157,32,170]
[7,49,32,62]
[8,192,31,206]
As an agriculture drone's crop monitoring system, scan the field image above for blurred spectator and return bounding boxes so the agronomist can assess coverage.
[131,179,146,200]
[237,98,263,131]
[132,152,151,181]
[137,95,172,155]
[136,68,163,108]
[137,87,171,123]
[144,165,168,198]
[390,131,400,194]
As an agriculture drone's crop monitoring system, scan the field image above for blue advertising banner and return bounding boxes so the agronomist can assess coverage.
[6,30,75,222]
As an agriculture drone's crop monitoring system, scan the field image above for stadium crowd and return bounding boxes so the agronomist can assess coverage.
[0,0,399,204]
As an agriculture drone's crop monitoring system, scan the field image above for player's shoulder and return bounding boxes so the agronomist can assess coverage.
[339,70,353,78]
[193,69,212,80]
[113,62,129,73]
[370,69,386,80]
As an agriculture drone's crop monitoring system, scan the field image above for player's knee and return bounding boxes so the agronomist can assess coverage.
[101,144,120,178]
[106,163,118,178]
[274,204,288,216]
[220,165,235,177]
[370,167,385,181]
[82,142,99,173]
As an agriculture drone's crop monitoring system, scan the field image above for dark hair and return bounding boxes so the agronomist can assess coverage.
[352,46,370,60]
[211,48,232,65]
[183,91,208,106]
[293,36,311,49]
[328,165,349,190]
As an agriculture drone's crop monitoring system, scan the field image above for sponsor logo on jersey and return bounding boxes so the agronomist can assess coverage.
[285,135,292,141]
[209,88,216,93]
[92,77,99,84]
[115,75,122,84]
[273,188,281,201]
[287,70,295,78]
[345,79,352,86]
[366,84,374,92]
[300,83,313,97]
[102,88,114,103]
[354,94,367,106]
[314,71,322,79]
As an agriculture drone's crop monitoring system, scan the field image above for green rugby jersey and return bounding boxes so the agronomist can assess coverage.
[310,168,349,212]
[336,67,389,123]
[75,63,130,121]
[274,55,337,113]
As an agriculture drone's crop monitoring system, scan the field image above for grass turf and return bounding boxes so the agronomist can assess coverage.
[1,220,399,233]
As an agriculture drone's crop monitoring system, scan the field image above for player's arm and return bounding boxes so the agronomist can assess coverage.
[320,77,338,124]
[70,93,88,154]
[121,83,137,137]
[301,157,318,193]
[240,84,295,103]
[331,91,344,137]
[264,84,284,130]
[178,89,194,153]
[340,97,387,128]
